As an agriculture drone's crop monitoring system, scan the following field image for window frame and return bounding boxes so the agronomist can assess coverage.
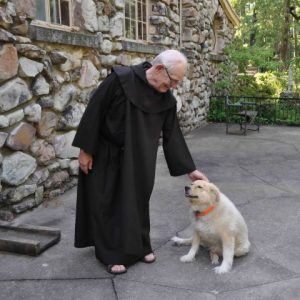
[179,0,182,48]
[34,0,74,29]
[123,0,148,43]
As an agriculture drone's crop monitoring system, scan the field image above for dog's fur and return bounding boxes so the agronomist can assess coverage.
[172,180,250,274]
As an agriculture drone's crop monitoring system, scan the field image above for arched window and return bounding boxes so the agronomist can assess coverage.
[211,14,225,54]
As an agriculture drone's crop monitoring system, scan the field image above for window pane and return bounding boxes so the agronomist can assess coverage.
[143,23,147,40]
[50,0,60,23]
[138,1,142,21]
[125,18,130,38]
[131,20,136,39]
[36,0,46,21]
[130,2,136,19]
[138,21,142,39]
[125,1,130,17]
[142,3,146,21]
[61,0,70,25]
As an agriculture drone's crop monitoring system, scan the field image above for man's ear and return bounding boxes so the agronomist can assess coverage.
[155,64,164,72]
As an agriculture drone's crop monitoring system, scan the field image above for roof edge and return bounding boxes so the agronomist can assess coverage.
[219,0,240,27]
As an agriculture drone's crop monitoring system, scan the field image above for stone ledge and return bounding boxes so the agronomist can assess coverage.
[29,24,102,49]
[0,223,60,255]
[121,41,196,59]
[181,49,195,59]
[121,40,165,54]
[209,53,226,62]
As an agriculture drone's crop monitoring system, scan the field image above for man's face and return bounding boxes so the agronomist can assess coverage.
[151,63,186,93]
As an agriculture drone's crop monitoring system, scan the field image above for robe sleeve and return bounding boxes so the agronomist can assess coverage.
[162,107,196,176]
[72,72,118,155]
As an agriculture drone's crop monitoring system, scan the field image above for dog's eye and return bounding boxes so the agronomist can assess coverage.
[197,186,202,189]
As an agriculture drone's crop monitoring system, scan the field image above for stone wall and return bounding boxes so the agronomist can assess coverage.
[0,0,237,220]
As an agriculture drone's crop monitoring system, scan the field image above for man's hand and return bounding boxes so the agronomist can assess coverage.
[78,149,93,175]
[188,170,208,181]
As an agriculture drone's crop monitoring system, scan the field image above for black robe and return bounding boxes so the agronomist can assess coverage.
[72,62,196,266]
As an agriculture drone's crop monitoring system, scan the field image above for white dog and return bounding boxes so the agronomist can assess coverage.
[172,180,250,274]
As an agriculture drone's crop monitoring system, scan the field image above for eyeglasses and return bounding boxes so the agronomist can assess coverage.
[163,66,180,85]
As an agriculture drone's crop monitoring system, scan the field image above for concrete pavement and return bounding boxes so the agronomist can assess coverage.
[1,123,300,300]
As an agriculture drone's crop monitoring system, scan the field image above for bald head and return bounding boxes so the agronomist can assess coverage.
[146,49,188,93]
[152,49,187,73]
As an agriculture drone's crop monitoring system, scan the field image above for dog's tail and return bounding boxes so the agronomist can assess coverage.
[235,239,250,257]
[171,236,192,246]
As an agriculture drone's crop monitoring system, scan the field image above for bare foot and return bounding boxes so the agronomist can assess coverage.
[107,264,127,275]
[142,253,156,263]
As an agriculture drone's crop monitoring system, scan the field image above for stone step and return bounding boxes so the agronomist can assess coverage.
[0,223,60,256]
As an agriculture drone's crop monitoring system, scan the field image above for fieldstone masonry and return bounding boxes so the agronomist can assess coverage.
[0,0,239,220]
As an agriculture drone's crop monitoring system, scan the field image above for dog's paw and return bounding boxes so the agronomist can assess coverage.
[210,253,219,265]
[214,265,231,274]
[180,255,195,263]
[171,236,182,246]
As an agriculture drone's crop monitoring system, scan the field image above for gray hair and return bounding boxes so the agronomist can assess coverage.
[152,49,187,73]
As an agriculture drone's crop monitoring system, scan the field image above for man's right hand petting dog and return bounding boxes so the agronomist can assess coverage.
[172,180,250,274]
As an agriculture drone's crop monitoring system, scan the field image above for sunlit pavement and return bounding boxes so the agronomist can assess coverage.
[1,123,300,300]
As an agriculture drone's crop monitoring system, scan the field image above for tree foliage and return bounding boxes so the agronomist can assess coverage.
[225,0,300,95]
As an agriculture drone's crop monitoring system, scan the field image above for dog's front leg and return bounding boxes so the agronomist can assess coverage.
[214,235,235,274]
[180,232,200,263]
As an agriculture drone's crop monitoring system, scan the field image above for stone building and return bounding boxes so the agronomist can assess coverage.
[0,0,239,220]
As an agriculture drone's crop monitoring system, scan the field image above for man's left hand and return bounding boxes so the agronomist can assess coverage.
[188,170,208,181]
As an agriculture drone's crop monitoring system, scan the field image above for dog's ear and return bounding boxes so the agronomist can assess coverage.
[209,183,220,203]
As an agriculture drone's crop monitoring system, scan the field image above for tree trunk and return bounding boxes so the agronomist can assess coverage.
[280,0,291,65]
[293,19,299,88]
[249,9,257,46]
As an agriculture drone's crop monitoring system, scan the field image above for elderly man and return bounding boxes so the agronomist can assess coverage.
[72,49,208,275]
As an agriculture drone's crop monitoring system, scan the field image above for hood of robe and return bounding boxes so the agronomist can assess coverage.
[113,62,176,114]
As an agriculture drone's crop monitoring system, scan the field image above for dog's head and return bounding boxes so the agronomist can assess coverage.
[185,180,220,212]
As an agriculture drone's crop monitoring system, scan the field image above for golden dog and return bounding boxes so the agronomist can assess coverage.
[172,180,250,274]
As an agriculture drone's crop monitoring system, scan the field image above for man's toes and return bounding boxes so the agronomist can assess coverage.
[111,265,126,272]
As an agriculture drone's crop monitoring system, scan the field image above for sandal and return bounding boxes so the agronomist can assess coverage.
[107,264,127,275]
[141,253,156,264]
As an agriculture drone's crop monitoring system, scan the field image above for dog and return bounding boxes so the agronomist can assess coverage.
[172,180,250,274]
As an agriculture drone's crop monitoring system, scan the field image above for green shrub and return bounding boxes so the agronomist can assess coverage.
[230,74,259,96]
[225,45,282,73]
[254,72,283,97]
[227,72,283,97]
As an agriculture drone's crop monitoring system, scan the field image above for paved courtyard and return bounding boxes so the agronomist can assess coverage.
[1,123,300,300]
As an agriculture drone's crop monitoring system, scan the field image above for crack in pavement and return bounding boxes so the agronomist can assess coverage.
[238,165,298,196]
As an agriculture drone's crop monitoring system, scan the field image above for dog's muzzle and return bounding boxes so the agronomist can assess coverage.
[185,186,198,198]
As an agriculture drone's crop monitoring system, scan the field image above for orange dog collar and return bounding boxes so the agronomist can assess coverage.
[194,206,216,217]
